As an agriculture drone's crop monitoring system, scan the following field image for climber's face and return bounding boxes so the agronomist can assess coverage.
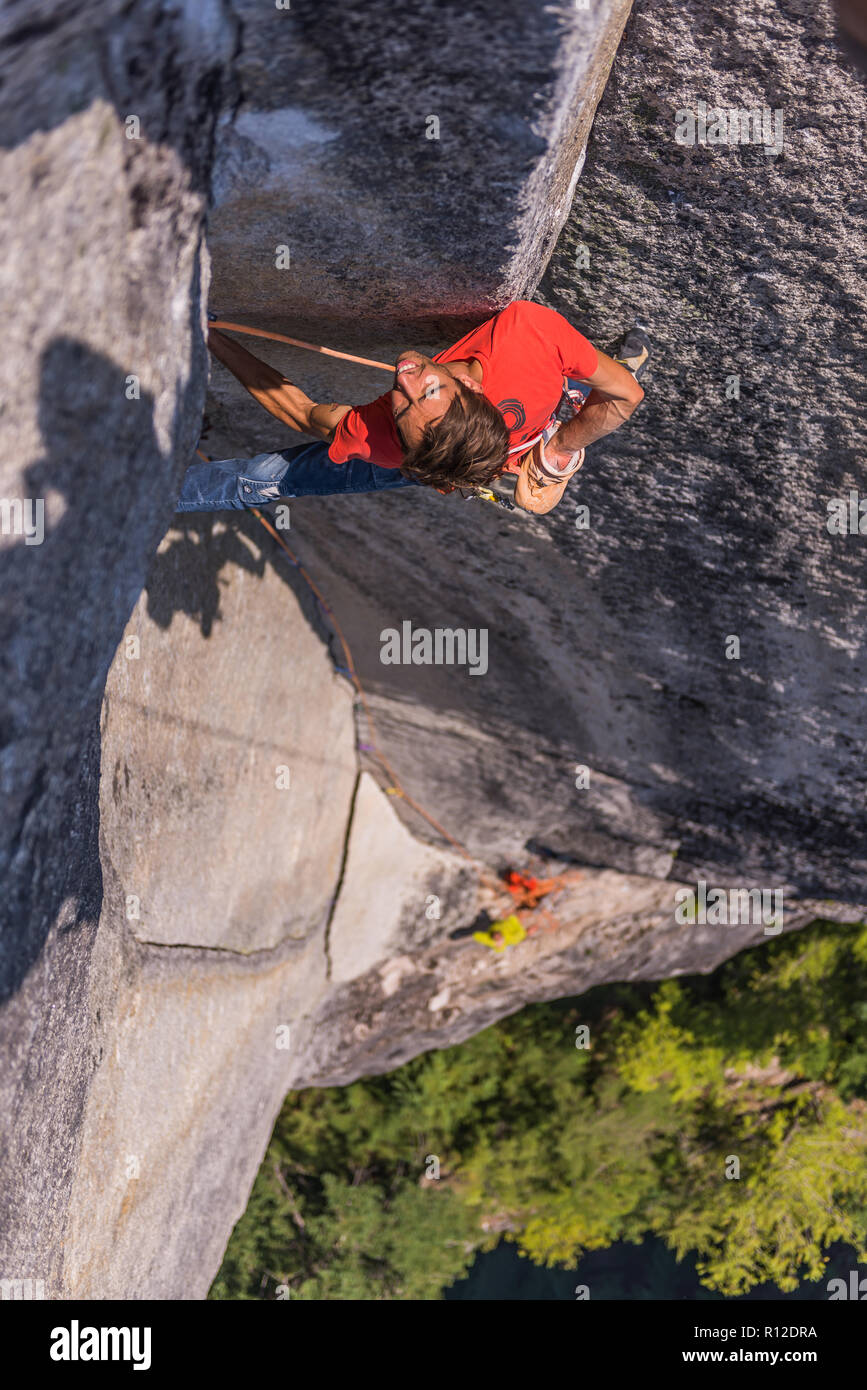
[391,351,479,448]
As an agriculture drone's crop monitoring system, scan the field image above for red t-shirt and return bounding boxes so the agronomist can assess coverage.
[327,300,598,475]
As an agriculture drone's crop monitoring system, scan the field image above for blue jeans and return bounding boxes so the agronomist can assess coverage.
[175,440,418,512]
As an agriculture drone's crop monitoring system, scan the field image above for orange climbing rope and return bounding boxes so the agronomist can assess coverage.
[193,454,500,886]
[247,505,507,890]
[192,455,577,933]
[247,507,583,935]
[208,319,393,372]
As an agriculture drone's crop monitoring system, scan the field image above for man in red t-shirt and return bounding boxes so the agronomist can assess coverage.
[177,301,644,517]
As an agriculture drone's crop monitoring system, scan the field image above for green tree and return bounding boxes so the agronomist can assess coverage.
[211,919,867,1301]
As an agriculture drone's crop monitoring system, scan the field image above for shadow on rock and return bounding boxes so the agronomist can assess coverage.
[145,509,333,649]
[0,339,176,1000]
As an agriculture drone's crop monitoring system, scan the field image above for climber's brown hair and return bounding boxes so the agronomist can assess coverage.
[399,387,510,490]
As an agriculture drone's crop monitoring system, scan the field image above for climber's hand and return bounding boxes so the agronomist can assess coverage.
[514,437,581,515]
[542,440,586,476]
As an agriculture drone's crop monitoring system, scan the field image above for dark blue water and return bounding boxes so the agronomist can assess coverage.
[446,1236,858,1301]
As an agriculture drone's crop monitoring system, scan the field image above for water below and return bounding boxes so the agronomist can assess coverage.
[445,1235,858,1301]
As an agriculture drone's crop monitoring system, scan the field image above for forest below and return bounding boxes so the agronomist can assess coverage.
[211,920,867,1301]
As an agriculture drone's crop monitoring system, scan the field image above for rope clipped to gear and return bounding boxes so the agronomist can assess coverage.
[246,504,510,897]
[191,469,573,931]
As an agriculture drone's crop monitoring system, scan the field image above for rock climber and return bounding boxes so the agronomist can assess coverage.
[177,300,646,518]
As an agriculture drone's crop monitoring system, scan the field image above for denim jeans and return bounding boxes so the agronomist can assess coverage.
[176,375,593,513]
[175,440,419,513]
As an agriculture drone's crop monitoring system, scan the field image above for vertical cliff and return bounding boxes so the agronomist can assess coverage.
[1,0,865,1301]
[205,0,867,899]
[0,0,237,1296]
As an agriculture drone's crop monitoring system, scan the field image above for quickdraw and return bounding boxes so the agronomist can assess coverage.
[458,484,516,511]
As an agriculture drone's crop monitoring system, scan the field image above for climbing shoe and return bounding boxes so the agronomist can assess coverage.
[610,325,651,381]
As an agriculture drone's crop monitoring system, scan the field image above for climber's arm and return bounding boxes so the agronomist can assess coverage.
[553,350,644,453]
[514,350,644,514]
[207,327,350,441]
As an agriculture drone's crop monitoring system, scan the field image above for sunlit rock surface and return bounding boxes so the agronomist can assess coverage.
[2,0,865,1300]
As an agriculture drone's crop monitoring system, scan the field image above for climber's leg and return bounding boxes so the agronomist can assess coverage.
[175,453,273,512]
[271,441,420,499]
[175,440,418,513]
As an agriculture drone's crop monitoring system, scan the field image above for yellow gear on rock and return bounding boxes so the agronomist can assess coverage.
[473,915,527,952]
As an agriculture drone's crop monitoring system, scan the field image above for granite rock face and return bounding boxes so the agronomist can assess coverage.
[208,0,633,343]
[207,0,867,901]
[536,0,867,895]
[0,0,238,1298]
[2,0,866,1303]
